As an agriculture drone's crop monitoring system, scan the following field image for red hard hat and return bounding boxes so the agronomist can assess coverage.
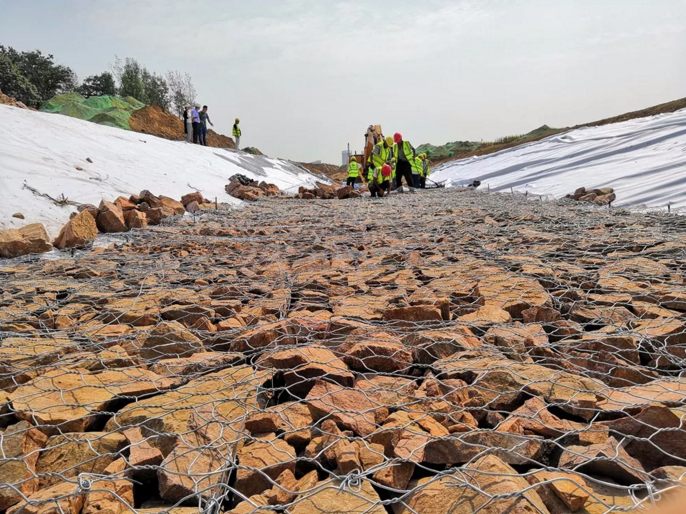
[382,165,392,178]
[394,133,402,144]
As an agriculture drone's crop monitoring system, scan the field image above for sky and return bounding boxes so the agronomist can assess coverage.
[2,0,685,163]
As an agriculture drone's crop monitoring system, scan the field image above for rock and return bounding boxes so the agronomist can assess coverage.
[234,436,296,498]
[402,328,482,364]
[306,379,387,436]
[652,466,686,483]
[521,306,562,323]
[96,201,127,233]
[343,333,413,372]
[77,204,100,218]
[159,196,185,215]
[484,322,549,360]
[265,401,314,447]
[10,368,175,432]
[145,206,176,225]
[260,345,353,395]
[0,422,48,511]
[396,454,549,514]
[526,471,589,512]
[0,224,52,258]
[114,196,137,211]
[181,192,204,206]
[158,444,225,502]
[140,321,204,361]
[383,305,445,323]
[423,431,546,466]
[289,479,386,514]
[12,213,24,219]
[558,437,650,485]
[497,397,585,439]
[139,190,163,208]
[6,482,83,514]
[150,351,241,377]
[123,427,164,471]
[373,461,415,490]
[476,274,551,318]
[124,209,148,229]
[337,186,354,199]
[53,210,98,250]
[36,432,128,487]
[459,305,512,325]
[82,478,133,514]
[185,200,201,213]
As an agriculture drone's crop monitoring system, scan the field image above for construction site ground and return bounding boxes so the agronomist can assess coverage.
[2,188,686,513]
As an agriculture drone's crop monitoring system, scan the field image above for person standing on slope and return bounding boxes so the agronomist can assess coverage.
[411,153,424,188]
[367,136,394,192]
[191,105,201,144]
[347,156,360,187]
[393,132,416,191]
[183,105,192,143]
[233,118,241,150]
[199,106,214,146]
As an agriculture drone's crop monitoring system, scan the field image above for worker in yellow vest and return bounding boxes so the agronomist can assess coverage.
[393,133,416,191]
[367,136,394,189]
[233,118,241,150]
[410,154,424,188]
[369,164,393,198]
[419,154,431,188]
[347,156,360,187]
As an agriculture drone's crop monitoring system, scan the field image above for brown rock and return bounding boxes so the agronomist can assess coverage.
[96,201,127,233]
[6,482,83,514]
[114,196,137,211]
[53,210,98,250]
[306,380,386,436]
[0,223,52,258]
[185,200,201,213]
[82,478,133,514]
[521,306,562,323]
[181,192,204,206]
[459,305,512,325]
[234,437,296,498]
[373,461,415,490]
[526,471,589,512]
[0,422,48,511]
[383,305,445,323]
[159,196,185,215]
[36,432,127,488]
[140,321,204,361]
[146,206,176,225]
[77,203,100,218]
[158,444,225,502]
[289,479,386,514]
[139,190,163,208]
[124,209,148,229]
[12,213,24,219]
[336,186,354,199]
[396,454,549,514]
[558,437,649,485]
[344,338,413,372]
[402,328,482,364]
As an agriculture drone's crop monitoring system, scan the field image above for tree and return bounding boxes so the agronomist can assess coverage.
[112,56,170,109]
[78,72,117,98]
[0,53,41,107]
[166,70,196,118]
[0,45,78,107]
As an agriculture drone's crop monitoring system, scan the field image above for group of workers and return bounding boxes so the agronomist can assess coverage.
[182,105,243,150]
[347,132,431,197]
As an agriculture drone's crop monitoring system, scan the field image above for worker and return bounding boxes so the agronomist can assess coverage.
[420,154,431,189]
[390,157,397,191]
[347,156,360,187]
[233,118,241,150]
[410,153,424,188]
[393,133,417,191]
[367,136,394,186]
[369,164,393,198]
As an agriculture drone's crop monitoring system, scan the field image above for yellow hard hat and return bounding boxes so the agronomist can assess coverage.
[235,118,240,123]
[385,136,393,146]
[350,156,356,162]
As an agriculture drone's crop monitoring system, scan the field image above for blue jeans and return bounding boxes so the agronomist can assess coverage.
[200,125,208,146]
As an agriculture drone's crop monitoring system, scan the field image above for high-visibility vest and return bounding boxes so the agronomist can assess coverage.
[423,160,430,177]
[370,142,392,173]
[233,124,241,137]
[393,140,415,163]
[411,156,423,175]
[348,161,359,178]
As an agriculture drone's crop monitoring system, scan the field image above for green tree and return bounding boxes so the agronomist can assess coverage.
[0,45,78,107]
[112,56,170,109]
[78,72,117,98]
[0,53,41,107]
[166,70,196,118]
[141,70,170,110]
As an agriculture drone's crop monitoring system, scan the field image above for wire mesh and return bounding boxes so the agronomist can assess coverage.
[1,188,686,514]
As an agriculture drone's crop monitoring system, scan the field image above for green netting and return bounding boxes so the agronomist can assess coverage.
[89,109,133,129]
[40,93,145,130]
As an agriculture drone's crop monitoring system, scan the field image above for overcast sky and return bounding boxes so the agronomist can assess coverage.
[2,0,685,163]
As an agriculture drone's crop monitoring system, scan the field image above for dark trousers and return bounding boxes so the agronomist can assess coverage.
[346,177,357,187]
[412,174,421,188]
[395,160,414,188]
[192,122,200,144]
[200,125,208,146]
[420,176,426,188]
[369,181,390,197]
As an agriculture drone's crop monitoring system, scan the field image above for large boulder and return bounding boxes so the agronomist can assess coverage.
[139,321,205,361]
[96,201,127,233]
[53,210,98,250]
[0,224,52,258]
[0,422,48,511]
